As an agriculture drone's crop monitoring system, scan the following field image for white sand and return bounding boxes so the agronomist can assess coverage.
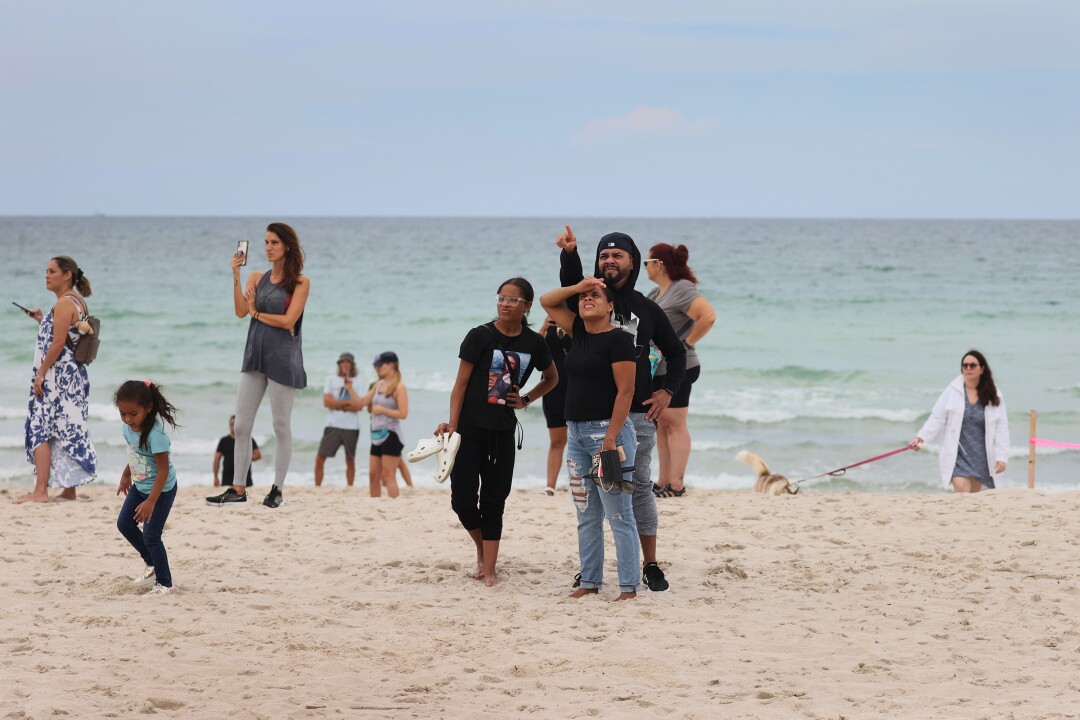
[2,485,1079,719]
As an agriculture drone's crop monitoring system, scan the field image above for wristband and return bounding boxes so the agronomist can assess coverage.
[522,393,532,407]
[661,387,675,397]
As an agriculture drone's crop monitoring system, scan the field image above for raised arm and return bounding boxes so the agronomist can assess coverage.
[540,277,607,337]
[558,224,586,288]
[231,252,257,318]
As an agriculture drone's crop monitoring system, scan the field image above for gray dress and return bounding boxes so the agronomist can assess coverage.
[952,393,993,488]
[241,272,307,389]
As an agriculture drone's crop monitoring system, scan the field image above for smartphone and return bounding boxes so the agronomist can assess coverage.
[11,301,32,315]
[235,240,249,266]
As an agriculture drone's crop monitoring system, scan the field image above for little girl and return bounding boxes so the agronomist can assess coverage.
[115,380,180,596]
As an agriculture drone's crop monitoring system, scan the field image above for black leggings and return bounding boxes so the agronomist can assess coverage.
[450,429,516,541]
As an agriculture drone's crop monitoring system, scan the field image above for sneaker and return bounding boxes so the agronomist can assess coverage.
[131,565,155,585]
[263,485,283,508]
[643,562,669,592]
[206,487,246,505]
[145,583,177,596]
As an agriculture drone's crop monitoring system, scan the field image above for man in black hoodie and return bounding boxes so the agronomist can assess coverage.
[557,225,687,592]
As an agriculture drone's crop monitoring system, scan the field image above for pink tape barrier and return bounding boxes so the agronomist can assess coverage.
[1030,437,1080,450]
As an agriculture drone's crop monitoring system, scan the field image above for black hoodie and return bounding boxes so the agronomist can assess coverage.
[559,232,687,414]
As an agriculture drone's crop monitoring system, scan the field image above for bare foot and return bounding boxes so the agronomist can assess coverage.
[614,592,637,602]
[13,492,50,505]
[57,487,77,500]
[569,588,599,599]
[472,561,485,580]
[483,572,497,588]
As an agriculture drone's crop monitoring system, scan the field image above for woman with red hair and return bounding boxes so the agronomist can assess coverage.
[644,243,716,497]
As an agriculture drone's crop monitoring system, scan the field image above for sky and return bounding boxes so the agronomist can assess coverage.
[1,1,1077,218]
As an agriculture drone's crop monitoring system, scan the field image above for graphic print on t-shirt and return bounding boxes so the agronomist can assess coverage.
[126,444,153,482]
[486,351,532,405]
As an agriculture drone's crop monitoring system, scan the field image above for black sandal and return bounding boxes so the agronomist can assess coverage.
[652,483,670,497]
[657,486,686,498]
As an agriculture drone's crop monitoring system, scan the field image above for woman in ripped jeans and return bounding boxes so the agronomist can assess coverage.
[541,277,640,600]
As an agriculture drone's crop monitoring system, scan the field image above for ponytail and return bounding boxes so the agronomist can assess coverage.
[52,256,93,297]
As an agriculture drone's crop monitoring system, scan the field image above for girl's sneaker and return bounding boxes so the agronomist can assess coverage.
[145,583,177,596]
[132,565,155,584]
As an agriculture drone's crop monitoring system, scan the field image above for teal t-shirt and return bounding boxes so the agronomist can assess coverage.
[123,419,177,494]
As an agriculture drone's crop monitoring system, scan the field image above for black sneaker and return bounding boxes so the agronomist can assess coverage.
[206,488,246,505]
[572,572,581,588]
[263,485,283,508]
[643,562,669,592]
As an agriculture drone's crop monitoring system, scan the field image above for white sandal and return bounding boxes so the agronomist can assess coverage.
[537,487,556,496]
[407,435,444,463]
[434,432,461,483]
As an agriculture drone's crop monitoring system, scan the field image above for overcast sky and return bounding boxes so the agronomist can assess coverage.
[1,1,1077,217]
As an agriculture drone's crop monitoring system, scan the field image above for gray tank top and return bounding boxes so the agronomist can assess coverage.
[241,272,307,389]
[370,380,403,445]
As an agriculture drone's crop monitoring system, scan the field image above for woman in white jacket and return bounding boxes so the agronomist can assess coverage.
[913,349,1009,492]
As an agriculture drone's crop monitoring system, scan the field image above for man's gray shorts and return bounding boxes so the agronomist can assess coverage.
[629,412,658,536]
[318,427,360,459]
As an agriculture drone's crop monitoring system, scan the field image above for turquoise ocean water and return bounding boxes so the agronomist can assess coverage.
[1,217,1078,492]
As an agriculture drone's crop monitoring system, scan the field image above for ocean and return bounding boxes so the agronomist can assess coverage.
[2,217,1078,493]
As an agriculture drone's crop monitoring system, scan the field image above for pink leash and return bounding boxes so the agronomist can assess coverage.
[793,443,917,486]
[1030,437,1080,450]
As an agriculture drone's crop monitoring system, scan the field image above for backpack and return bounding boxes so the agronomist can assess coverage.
[64,294,100,365]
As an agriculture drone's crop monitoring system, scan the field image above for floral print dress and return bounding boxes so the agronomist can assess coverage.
[24,298,97,487]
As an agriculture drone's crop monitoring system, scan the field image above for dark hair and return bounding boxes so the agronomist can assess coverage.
[114,380,181,451]
[266,222,305,294]
[51,256,93,297]
[495,277,534,327]
[962,349,1000,407]
[577,285,616,304]
[648,243,697,284]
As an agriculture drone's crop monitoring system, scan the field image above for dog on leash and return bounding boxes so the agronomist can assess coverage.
[736,450,799,496]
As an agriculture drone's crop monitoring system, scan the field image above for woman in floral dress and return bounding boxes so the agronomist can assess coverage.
[15,256,97,503]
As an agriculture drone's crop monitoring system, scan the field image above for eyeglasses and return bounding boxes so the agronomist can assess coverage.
[496,295,527,306]
[642,258,662,265]
[961,362,981,369]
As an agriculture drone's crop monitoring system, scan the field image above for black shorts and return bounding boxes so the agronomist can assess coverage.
[318,427,360,458]
[541,385,568,429]
[652,365,701,409]
[370,430,404,458]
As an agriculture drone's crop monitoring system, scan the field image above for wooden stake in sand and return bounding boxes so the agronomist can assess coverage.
[1028,409,1037,489]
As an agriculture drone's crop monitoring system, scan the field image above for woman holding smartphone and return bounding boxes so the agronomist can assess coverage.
[206,223,309,509]
[15,256,97,504]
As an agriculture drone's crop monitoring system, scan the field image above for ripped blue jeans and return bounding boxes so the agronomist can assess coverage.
[566,419,640,592]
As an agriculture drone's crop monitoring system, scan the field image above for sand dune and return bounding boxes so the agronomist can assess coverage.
[2,485,1079,719]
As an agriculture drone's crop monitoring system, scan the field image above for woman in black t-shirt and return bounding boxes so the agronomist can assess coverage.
[435,278,558,587]
[541,277,640,601]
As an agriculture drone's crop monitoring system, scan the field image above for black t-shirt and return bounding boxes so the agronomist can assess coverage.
[457,322,553,434]
[563,316,638,421]
[215,435,259,487]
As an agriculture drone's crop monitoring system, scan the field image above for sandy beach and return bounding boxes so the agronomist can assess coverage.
[2,485,1079,719]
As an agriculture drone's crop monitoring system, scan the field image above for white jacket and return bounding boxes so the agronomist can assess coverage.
[916,375,1010,488]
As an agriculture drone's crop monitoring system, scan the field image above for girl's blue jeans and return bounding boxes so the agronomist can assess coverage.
[566,419,640,592]
[117,485,177,588]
